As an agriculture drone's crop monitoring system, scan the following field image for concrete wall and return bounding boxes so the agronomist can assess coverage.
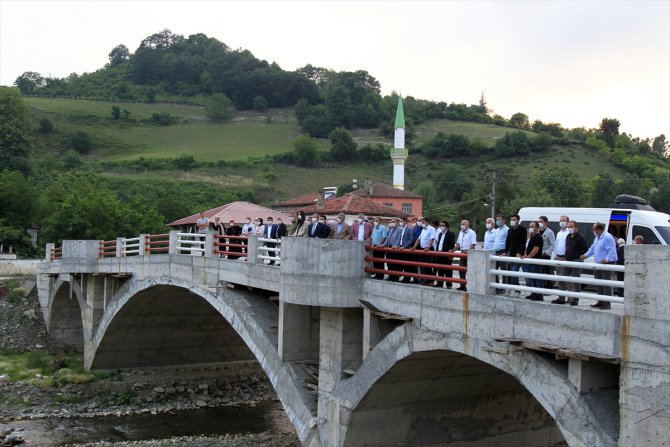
[0,259,39,276]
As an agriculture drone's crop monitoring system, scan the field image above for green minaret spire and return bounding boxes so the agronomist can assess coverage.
[394,96,405,129]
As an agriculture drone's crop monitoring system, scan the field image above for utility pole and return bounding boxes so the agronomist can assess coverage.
[491,169,496,220]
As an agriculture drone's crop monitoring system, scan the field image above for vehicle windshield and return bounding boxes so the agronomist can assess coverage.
[654,226,670,244]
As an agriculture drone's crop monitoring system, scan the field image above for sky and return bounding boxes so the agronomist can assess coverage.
[1,0,668,139]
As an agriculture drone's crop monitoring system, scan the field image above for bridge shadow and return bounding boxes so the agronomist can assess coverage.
[48,278,85,352]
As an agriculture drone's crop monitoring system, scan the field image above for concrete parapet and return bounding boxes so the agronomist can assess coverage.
[620,245,670,447]
[280,238,366,307]
[466,249,496,295]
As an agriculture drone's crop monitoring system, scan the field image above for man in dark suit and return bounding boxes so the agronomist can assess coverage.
[276,217,288,239]
[434,220,456,288]
[308,214,331,239]
[226,219,243,259]
[263,216,278,265]
[396,217,415,283]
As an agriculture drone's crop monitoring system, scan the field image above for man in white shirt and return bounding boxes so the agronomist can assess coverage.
[412,218,436,285]
[196,212,209,256]
[453,219,477,291]
[551,215,570,304]
[483,218,496,250]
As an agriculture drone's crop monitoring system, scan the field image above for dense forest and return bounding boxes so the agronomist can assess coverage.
[2,29,670,257]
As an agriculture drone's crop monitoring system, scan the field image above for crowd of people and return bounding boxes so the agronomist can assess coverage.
[195,210,638,309]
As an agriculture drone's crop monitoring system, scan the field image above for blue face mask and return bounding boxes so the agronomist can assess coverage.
[495,220,501,226]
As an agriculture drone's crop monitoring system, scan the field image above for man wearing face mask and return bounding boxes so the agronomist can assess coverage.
[522,221,545,301]
[562,221,588,305]
[264,216,278,265]
[434,220,456,288]
[580,222,617,309]
[483,218,496,251]
[493,214,509,292]
[396,217,416,283]
[537,216,556,289]
[308,214,331,239]
[383,218,402,281]
[225,219,243,259]
[349,213,373,242]
[329,213,350,240]
[370,217,388,278]
[505,214,527,295]
[412,217,436,285]
[551,215,570,304]
[453,220,477,291]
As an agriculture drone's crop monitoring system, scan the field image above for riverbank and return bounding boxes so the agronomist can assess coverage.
[0,277,299,446]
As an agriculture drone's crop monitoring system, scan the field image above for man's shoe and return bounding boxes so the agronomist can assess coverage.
[530,295,544,301]
[524,294,534,300]
[569,300,579,306]
[599,303,611,310]
[590,302,603,308]
[551,299,566,304]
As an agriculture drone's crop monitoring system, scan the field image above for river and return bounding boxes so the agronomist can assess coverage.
[3,401,297,446]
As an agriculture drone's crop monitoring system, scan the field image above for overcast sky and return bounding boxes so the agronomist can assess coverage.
[1,0,668,139]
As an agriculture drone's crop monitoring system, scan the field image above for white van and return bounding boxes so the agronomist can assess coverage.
[519,197,670,246]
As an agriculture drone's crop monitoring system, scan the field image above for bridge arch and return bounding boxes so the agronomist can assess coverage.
[336,324,618,447]
[88,276,317,445]
[47,277,86,351]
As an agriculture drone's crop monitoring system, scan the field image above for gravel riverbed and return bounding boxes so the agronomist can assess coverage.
[0,278,299,446]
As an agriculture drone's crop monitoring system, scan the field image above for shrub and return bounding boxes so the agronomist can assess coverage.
[70,131,93,154]
[38,118,53,133]
[150,112,175,126]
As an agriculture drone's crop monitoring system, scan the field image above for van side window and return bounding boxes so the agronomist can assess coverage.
[632,225,661,244]
[577,222,596,244]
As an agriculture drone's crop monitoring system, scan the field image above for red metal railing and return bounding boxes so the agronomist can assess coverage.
[51,245,62,261]
[213,234,248,258]
[99,240,117,258]
[364,246,468,286]
[145,233,170,254]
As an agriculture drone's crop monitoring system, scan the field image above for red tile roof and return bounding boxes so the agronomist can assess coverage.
[168,201,293,227]
[350,183,422,199]
[302,194,410,218]
[274,192,322,207]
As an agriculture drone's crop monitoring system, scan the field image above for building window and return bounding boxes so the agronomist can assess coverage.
[383,202,393,207]
[402,203,412,214]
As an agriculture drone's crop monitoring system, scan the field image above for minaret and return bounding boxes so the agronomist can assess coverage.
[391,96,408,190]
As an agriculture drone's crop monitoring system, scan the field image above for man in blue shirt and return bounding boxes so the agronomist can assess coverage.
[580,222,618,310]
[370,217,388,279]
[384,218,402,281]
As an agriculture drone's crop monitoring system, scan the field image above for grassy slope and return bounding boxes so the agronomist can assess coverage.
[26,97,628,206]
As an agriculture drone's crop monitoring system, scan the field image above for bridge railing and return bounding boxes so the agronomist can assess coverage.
[50,245,62,261]
[213,234,248,259]
[145,233,170,254]
[364,246,468,286]
[257,237,281,265]
[175,232,207,255]
[99,240,116,258]
[489,254,624,304]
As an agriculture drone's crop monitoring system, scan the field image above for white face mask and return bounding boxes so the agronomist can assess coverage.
[373,221,379,227]
[510,220,518,227]
[320,219,326,224]
[267,220,273,225]
[389,223,396,228]
[460,225,466,231]
[539,222,545,229]
[559,221,567,229]
[246,219,251,224]
[422,223,427,229]
[277,220,282,225]
[357,218,363,223]
[568,228,575,234]
[529,228,536,234]
[486,223,492,230]
[336,218,342,224]
[255,221,260,225]
[440,226,446,232]
[398,222,404,227]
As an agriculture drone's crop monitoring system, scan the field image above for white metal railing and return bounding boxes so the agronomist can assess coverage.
[121,237,141,256]
[257,237,281,264]
[176,232,207,255]
[489,255,625,304]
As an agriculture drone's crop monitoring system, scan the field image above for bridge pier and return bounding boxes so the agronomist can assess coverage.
[620,245,670,447]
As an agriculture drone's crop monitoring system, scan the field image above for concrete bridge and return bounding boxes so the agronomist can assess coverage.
[36,234,670,447]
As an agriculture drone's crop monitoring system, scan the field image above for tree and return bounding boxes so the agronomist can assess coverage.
[108,44,130,67]
[478,92,489,113]
[70,131,93,154]
[329,127,357,161]
[591,174,618,207]
[293,135,318,166]
[325,85,353,129]
[38,118,53,133]
[509,112,530,129]
[531,167,585,207]
[652,134,668,157]
[599,118,620,148]
[111,106,121,120]
[205,93,235,122]
[0,87,33,172]
[13,71,45,94]
[253,96,268,112]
